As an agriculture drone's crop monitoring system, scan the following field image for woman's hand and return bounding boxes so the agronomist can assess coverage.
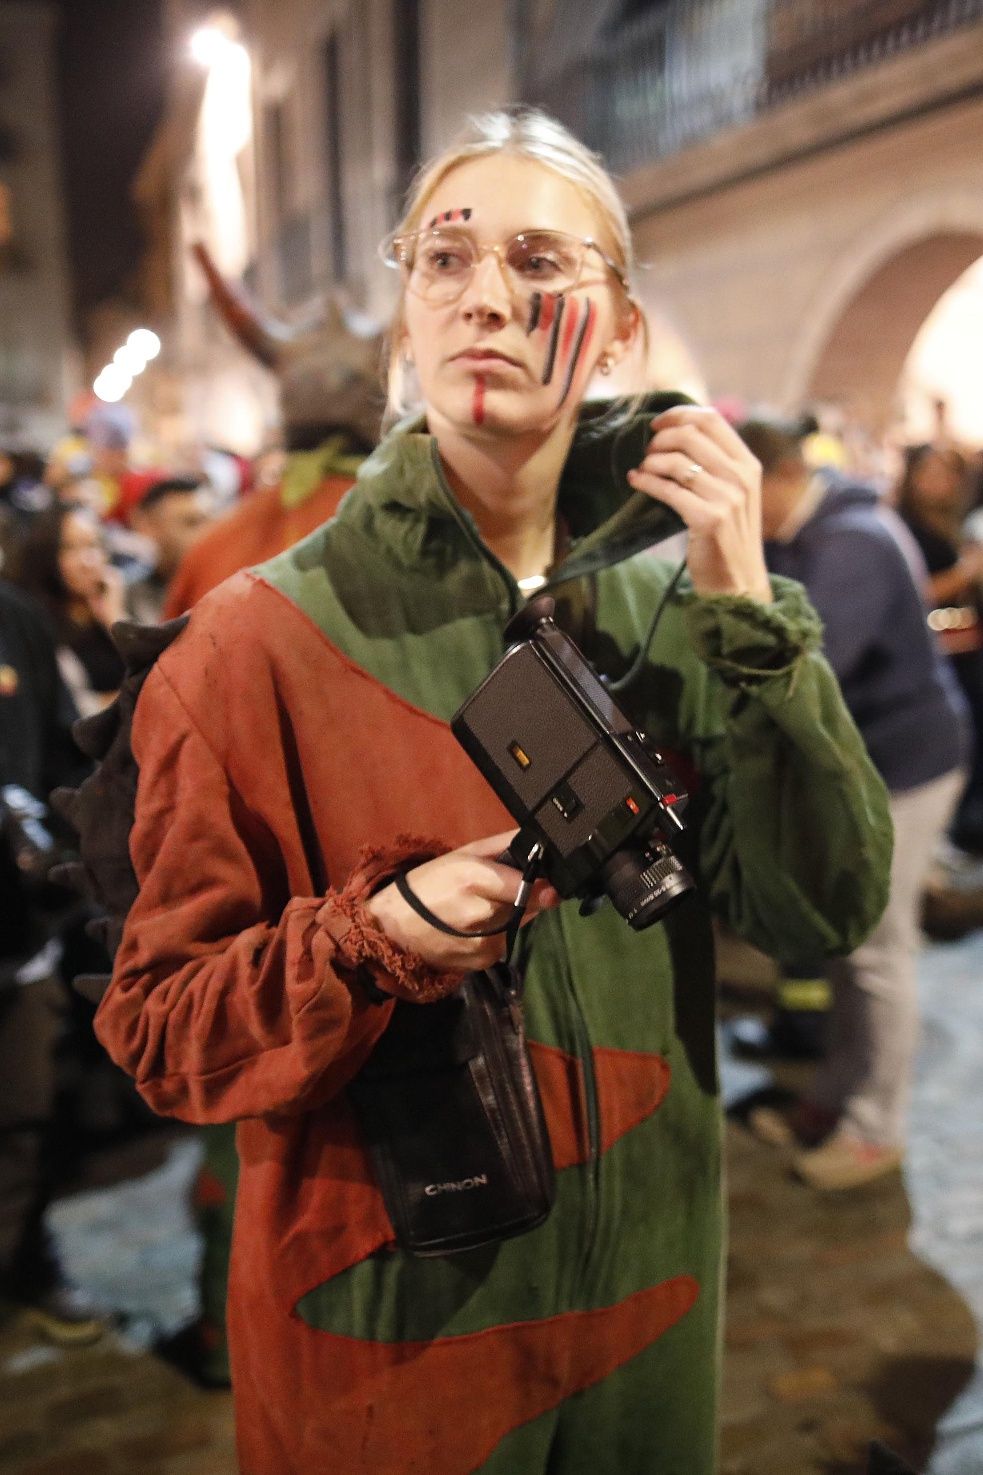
[364,830,561,972]
[627,405,772,603]
[86,563,127,628]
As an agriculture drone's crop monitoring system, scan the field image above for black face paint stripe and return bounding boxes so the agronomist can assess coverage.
[527,291,542,335]
[557,299,594,407]
[541,296,566,384]
[462,208,472,220]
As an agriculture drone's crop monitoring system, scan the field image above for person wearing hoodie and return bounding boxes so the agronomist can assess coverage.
[91,113,890,1474]
[737,413,967,1191]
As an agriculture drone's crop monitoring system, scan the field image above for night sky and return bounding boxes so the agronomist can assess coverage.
[51,0,167,327]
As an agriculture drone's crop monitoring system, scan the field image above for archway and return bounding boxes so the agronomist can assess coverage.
[805,231,983,433]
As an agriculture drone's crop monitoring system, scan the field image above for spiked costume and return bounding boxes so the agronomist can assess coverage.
[95,400,891,1474]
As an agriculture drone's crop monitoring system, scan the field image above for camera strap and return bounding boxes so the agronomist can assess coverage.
[393,843,543,967]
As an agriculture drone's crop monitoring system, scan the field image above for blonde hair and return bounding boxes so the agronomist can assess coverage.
[383,108,648,425]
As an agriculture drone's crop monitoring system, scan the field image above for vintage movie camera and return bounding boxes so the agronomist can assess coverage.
[452,598,694,930]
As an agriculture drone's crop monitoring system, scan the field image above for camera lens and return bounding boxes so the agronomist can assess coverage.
[600,839,694,931]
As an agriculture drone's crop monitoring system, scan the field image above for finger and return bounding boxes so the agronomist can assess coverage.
[625,468,738,533]
[636,451,744,500]
[652,406,758,469]
[643,427,743,486]
[458,829,520,859]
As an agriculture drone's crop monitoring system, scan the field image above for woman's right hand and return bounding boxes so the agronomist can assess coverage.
[364,830,561,972]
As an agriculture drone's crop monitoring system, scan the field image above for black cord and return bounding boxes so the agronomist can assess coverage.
[394,844,544,966]
[606,557,687,696]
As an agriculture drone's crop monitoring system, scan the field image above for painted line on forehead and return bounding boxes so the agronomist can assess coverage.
[426,207,474,228]
[557,299,597,408]
[541,296,567,385]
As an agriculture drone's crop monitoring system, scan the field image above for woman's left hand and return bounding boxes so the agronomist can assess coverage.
[627,405,772,603]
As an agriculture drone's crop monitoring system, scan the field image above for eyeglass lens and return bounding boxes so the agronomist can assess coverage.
[405,230,586,302]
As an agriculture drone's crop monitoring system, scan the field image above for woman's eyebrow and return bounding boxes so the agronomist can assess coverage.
[425,207,474,229]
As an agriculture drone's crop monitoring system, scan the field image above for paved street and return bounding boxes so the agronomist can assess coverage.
[0,926,981,1475]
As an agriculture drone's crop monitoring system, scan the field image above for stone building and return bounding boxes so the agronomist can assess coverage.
[0,0,76,449]
[137,0,983,452]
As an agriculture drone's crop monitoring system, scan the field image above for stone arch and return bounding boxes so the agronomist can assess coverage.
[784,192,983,430]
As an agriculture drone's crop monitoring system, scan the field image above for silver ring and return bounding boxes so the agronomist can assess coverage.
[682,461,702,488]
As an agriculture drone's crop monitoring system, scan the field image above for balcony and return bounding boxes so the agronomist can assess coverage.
[531,0,983,174]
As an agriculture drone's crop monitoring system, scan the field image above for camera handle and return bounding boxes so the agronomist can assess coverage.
[393,842,545,966]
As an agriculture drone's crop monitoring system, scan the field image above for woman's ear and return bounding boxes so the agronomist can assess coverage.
[600,298,641,372]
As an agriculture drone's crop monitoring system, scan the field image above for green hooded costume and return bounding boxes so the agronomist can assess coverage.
[95,397,891,1474]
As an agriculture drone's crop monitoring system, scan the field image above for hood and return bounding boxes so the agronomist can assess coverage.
[351,390,693,588]
[808,469,881,523]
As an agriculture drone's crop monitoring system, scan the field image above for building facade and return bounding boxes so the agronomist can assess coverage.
[0,0,76,450]
[138,0,983,452]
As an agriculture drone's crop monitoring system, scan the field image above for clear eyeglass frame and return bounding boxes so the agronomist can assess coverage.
[381,225,630,305]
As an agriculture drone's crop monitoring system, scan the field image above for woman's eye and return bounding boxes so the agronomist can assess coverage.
[423,247,468,273]
[519,254,563,278]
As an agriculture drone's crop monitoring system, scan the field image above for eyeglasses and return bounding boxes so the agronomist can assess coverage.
[381,226,630,305]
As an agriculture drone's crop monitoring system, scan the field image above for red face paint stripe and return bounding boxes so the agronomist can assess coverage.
[538,292,556,334]
[557,299,596,407]
[559,297,579,360]
[472,375,486,425]
[541,296,566,384]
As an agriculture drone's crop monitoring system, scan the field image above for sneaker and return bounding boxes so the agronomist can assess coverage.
[793,1129,903,1191]
[21,1283,108,1347]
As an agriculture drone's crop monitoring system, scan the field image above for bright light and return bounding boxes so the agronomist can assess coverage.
[127,328,161,361]
[190,26,231,68]
[114,344,147,375]
[93,365,133,403]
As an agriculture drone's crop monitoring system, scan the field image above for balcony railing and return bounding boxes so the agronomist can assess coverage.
[530,0,983,175]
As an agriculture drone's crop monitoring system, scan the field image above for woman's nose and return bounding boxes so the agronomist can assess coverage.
[459,250,511,323]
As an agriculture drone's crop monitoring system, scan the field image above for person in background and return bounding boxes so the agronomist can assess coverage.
[736,414,967,1190]
[126,474,217,625]
[895,443,983,853]
[162,242,383,617]
[11,504,125,716]
[0,579,106,1344]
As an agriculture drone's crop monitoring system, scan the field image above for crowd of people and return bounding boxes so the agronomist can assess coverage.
[0,107,981,1475]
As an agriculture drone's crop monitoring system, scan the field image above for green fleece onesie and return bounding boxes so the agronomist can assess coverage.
[95,397,892,1474]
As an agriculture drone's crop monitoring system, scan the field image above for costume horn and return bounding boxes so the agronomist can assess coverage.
[191,240,290,371]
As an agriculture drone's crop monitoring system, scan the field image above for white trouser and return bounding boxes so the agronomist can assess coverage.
[809,767,964,1148]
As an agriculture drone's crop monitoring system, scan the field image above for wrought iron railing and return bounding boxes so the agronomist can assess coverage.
[529,0,983,174]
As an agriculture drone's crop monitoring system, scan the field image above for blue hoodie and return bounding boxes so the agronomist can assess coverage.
[765,472,969,793]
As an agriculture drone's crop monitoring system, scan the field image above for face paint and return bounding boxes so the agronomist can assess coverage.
[426,207,474,229]
[472,374,486,426]
[527,291,598,403]
[541,294,566,386]
[556,298,597,407]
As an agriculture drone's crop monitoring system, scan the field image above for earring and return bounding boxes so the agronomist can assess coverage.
[598,353,613,376]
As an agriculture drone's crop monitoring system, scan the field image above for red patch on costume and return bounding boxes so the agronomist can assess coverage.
[237,1277,700,1473]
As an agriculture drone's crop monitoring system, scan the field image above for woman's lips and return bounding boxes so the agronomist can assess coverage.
[452,349,521,368]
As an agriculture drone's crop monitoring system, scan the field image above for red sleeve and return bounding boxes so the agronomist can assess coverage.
[93,661,412,1124]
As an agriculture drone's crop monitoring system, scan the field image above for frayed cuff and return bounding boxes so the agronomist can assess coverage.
[317,834,465,1005]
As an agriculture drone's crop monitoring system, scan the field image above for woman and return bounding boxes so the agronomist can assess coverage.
[896,444,983,851]
[13,503,125,716]
[94,111,891,1474]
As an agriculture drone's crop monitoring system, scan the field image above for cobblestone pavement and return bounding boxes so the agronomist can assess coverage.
[0,929,980,1475]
